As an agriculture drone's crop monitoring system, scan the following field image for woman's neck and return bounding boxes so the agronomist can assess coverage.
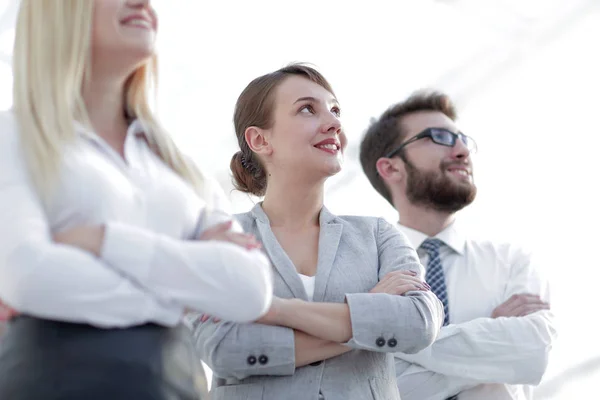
[82,70,129,148]
[262,176,325,230]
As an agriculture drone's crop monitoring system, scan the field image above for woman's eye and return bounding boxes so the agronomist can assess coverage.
[300,105,315,114]
[331,107,341,117]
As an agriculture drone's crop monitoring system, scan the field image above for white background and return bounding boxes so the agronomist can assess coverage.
[1,1,598,397]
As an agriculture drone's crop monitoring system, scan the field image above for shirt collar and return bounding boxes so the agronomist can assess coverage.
[251,202,338,225]
[396,221,466,255]
[74,118,149,142]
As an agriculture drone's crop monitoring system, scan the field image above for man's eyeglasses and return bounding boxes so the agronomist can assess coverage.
[385,128,478,159]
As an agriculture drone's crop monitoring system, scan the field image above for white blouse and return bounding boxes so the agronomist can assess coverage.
[0,111,272,328]
[298,274,316,301]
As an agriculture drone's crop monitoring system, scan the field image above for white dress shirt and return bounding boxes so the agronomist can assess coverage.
[394,222,556,400]
[0,111,272,328]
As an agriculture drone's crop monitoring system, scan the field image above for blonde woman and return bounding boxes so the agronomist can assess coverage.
[0,1,272,399]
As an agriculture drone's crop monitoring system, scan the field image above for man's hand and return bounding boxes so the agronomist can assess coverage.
[491,293,550,318]
[370,270,430,295]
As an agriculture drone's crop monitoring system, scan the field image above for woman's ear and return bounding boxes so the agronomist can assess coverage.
[245,126,272,157]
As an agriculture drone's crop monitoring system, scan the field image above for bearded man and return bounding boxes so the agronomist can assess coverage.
[359,91,556,400]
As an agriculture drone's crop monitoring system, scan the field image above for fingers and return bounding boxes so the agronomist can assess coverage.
[495,294,537,314]
[212,220,234,232]
[381,270,419,281]
[387,274,430,290]
[198,221,262,250]
[369,280,392,294]
[380,270,427,285]
[198,220,233,240]
[370,276,429,294]
[199,314,222,323]
[52,229,71,244]
[502,293,542,309]
[0,305,18,321]
[226,233,262,250]
[493,293,549,318]
[512,302,550,317]
[394,283,429,295]
[519,304,550,317]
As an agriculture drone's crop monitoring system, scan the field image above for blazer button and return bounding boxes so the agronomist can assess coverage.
[247,355,257,365]
[309,360,323,366]
[388,338,397,348]
[258,355,269,365]
[375,337,386,347]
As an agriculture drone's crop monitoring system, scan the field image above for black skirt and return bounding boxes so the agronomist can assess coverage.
[0,316,208,400]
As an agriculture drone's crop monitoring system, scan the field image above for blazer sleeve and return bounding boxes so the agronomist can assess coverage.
[344,218,444,353]
[188,316,296,380]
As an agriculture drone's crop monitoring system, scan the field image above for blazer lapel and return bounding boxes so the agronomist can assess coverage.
[251,204,308,300]
[312,207,343,303]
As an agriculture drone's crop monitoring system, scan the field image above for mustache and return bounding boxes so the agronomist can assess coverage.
[440,160,471,171]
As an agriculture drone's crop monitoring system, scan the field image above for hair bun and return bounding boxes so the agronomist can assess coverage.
[230,151,267,196]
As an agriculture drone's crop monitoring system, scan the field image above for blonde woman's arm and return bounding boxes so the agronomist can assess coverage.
[0,118,182,328]
[53,218,273,323]
[46,151,273,323]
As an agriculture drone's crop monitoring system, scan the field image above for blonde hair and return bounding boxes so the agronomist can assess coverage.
[13,0,206,206]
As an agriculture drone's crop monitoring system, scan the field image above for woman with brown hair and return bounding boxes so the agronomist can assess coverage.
[191,64,444,400]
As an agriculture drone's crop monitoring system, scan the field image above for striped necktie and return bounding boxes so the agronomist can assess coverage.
[420,238,457,399]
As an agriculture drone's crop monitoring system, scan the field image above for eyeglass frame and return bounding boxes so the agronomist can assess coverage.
[384,127,478,159]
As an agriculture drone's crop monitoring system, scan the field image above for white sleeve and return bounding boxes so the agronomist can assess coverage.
[395,248,557,385]
[190,174,245,236]
[0,122,183,328]
[100,221,273,323]
[395,359,478,400]
[99,174,272,323]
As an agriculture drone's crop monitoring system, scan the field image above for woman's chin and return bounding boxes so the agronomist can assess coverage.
[298,160,343,182]
[323,162,343,178]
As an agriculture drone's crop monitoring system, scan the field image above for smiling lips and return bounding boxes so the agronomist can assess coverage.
[121,15,154,30]
[314,138,341,154]
[446,166,471,179]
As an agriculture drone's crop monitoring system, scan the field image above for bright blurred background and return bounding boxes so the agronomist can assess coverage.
[1,1,598,398]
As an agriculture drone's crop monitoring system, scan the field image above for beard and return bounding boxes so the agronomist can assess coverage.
[404,160,477,213]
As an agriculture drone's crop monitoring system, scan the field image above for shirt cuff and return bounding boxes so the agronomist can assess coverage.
[150,301,185,327]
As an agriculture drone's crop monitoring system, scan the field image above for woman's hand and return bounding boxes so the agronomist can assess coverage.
[0,300,19,321]
[198,220,261,250]
[197,296,285,325]
[370,270,430,295]
[254,296,285,325]
[53,225,105,257]
[194,221,263,323]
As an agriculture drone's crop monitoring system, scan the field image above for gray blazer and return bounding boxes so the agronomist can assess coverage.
[190,205,443,400]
